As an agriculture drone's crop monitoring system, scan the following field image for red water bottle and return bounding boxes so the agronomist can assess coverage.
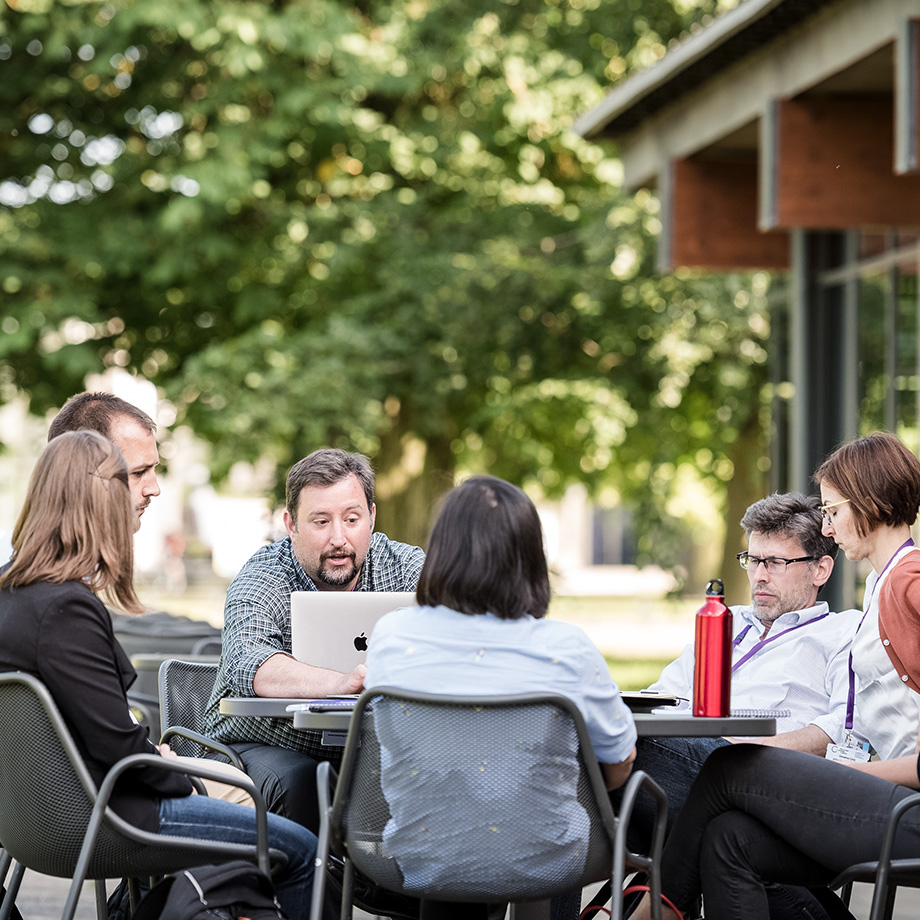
[692,578,732,717]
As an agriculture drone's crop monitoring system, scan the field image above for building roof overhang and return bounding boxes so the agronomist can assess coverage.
[573,0,920,272]
[574,0,837,140]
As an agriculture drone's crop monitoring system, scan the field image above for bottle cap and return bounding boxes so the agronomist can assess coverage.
[706,578,724,596]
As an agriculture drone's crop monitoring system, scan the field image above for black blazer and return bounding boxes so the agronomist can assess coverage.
[0,575,192,830]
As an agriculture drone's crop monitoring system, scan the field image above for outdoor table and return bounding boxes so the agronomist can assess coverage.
[220,696,776,737]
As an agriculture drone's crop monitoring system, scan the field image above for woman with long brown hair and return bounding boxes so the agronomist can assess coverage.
[0,430,317,918]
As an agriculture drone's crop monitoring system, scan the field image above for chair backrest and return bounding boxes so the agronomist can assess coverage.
[158,659,220,758]
[0,670,206,879]
[0,670,268,886]
[331,687,618,903]
[0,671,103,876]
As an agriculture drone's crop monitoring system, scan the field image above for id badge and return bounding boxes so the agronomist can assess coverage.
[825,737,871,763]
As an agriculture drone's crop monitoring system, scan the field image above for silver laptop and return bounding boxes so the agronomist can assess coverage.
[290,591,416,674]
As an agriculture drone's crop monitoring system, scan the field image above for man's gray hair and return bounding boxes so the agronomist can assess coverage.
[740,492,838,560]
[286,448,375,523]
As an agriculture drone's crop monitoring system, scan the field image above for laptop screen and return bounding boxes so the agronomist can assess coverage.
[290,591,417,674]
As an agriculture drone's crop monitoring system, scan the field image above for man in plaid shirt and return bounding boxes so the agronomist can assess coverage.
[206,448,425,830]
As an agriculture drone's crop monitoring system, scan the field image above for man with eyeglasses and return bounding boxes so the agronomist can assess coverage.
[617,492,864,852]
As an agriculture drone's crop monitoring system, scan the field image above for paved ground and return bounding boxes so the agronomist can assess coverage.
[10,869,386,919]
[10,868,920,919]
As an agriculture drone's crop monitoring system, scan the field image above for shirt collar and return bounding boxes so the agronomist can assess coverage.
[734,600,829,631]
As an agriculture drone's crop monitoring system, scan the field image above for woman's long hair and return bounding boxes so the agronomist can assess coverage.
[0,430,143,612]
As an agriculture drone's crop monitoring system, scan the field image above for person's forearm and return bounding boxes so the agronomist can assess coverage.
[753,723,832,754]
[841,755,920,788]
[252,652,365,698]
[602,746,637,791]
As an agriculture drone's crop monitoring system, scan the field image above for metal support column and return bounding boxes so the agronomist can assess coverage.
[789,229,859,611]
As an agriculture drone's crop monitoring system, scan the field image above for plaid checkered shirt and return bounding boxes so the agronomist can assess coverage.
[205,533,425,760]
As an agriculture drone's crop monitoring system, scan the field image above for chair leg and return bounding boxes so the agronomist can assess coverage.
[340,859,355,920]
[884,883,898,920]
[838,880,853,907]
[309,762,333,920]
[62,870,86,920]
[868,879,899,920]
[94,879,108,919]
[129,877,145,912]
[0,862,25,920]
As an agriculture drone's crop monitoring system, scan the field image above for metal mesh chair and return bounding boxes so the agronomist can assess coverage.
[158,658,244,769]
[0,671,281,920]
[309,687,667,920]
[830,792,920,920]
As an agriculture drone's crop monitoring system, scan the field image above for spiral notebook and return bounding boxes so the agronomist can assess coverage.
[730,708,790,718]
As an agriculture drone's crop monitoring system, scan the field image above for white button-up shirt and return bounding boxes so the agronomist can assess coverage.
[649,602,863,744]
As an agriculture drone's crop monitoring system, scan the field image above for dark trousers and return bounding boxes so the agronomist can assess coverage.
[661,744,920,919]
[211,741,331,833]
[611,735,729,852]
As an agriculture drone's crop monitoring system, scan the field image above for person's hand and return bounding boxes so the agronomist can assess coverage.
[156,743,179,760]
[338,663,366,695]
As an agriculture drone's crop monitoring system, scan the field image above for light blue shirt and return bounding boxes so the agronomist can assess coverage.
[364,604,636,892]
[365,604,636,766]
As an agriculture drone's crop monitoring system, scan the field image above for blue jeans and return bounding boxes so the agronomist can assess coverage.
[158,794,316,919]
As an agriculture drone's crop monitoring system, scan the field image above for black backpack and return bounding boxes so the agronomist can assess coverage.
[130,860,288,920]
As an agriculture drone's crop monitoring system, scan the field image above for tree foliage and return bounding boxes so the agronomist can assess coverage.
[0,0,769,578]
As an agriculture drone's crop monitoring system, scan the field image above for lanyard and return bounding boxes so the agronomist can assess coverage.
[844,538,915,730]
[730,614,830,673]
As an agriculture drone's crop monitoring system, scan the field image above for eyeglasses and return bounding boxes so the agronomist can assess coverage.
[736,552,819,574]
[819,498,850,526]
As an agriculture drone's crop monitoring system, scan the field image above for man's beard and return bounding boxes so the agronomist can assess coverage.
[316,552,358,587]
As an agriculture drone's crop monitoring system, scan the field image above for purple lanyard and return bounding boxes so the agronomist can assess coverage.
[844,538,916,730]
[730,614,830,673]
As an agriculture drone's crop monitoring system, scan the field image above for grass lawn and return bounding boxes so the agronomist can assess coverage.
[548,594,697,623]
[604,656,674,691]
[549,593,695,689]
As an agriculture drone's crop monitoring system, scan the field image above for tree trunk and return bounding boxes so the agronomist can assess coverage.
[372,417,457,550]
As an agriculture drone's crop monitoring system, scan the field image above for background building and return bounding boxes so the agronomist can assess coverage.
[577,0,920,609]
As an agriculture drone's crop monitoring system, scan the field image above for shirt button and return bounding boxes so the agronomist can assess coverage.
[883,639,890,646]
[902,675,909,682]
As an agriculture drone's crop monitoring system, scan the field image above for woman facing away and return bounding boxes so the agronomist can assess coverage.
[365,474,639,920]
[0,430,317,919]
[632,432,920,920]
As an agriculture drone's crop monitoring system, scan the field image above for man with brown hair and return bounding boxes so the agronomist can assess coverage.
[48,391,161,527]
[1,392,161,566]
[206,447,425,831]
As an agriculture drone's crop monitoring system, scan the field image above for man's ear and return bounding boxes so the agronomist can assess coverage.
[813,554,835,588]
[370,503,376,532]
[282,508,296,538]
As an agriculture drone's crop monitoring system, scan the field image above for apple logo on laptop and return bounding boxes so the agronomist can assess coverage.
[354,632,368,652]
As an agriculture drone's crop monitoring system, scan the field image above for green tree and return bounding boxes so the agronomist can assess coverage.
[0,0,768,584]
